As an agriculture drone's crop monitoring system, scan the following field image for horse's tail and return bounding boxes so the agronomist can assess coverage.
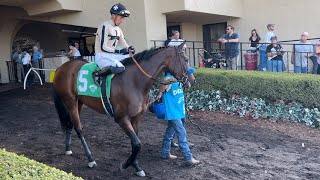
[52,87,72,133]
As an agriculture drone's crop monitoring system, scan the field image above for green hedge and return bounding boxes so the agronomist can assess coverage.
[0,149,82,180]
[190,69,320,107]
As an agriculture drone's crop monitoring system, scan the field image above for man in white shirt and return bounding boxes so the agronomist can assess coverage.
[167,31,187,48]
[264,24,275,44]
[22,49,32,86]
[260,24,276,71]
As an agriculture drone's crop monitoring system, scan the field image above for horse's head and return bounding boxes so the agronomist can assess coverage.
[166,41,195,88]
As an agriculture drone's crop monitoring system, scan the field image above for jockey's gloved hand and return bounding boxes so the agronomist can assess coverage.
[119,48,129,55]
[128,46,135,54]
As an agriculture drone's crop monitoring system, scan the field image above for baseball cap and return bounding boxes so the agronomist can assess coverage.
[267,24,275,28]
[270,35,277,40]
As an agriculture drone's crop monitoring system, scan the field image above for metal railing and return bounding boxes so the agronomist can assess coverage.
[6,59,45,82]
[151,40,320,74]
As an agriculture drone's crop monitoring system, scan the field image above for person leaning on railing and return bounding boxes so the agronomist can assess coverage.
[316,40,320,74]
[291,32,315,74]
[12,46,24,83]
[218,25,240,70]
[31,45,43,82]
[266,36,285,72]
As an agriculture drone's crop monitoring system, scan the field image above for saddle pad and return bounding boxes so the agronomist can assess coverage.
[77,62,112,98]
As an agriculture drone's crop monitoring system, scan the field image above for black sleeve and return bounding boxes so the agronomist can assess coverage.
[266,45,271,53]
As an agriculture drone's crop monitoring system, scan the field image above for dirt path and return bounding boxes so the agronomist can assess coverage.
[1,85,320,180]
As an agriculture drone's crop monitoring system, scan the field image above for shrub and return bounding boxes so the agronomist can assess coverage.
[0,149,82,180]
[190,69,320,107]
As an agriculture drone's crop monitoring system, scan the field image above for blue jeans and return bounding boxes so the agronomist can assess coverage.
[161,119,192,160]
[294,66,307,73]
[259,45,267,71]
[268,60,283,72]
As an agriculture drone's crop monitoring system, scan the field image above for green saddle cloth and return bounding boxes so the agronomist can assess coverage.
[77,62,112,98]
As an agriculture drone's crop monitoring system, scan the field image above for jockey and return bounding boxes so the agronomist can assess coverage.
[93,3,135,82]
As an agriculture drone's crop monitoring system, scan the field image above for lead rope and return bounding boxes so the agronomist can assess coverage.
[184,87,203,133]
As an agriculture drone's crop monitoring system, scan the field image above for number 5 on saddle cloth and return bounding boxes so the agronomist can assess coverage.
[77,62,114,116]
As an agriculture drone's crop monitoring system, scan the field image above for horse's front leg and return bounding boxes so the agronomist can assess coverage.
[117,117,145,177]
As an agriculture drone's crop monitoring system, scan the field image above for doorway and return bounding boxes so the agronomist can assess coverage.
[203,22,227,52]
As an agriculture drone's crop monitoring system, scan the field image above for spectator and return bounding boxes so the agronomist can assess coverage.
[156,72,200,165]
[264,24,275,44]
[32,46,42,68]
[164,32,174,47]
[218,25,240,70]
[12,46,24,82]
[266,36,285,72]
[291,32,314,74]
[167,31,186,48]
[22,49,32,86]
[260,24,276,71]
[31,45,42,82]
[249,29,261,48]
[316,40,320,74]
[75,42,80,50]
[68,42,81,60]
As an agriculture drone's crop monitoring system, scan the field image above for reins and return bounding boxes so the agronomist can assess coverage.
[130,51,180,85]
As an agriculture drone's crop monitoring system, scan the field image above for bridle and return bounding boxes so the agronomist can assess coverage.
[130,46,189,85]
[173,46,189,85]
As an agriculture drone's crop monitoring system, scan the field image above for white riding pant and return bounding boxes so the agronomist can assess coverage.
[95,52,129,69]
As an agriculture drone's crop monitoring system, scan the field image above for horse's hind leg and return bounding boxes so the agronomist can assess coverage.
[65,101,83,155]
[67,103,96,168]
[63,102,83,156]
[118,117,145,177]
[65,123,73,155]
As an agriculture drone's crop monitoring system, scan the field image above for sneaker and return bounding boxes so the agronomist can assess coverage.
[171,142,179,148]
[162,154,177,160]
[187,158,200,165]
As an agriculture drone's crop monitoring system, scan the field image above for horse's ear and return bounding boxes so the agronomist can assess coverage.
[178,40,187,49]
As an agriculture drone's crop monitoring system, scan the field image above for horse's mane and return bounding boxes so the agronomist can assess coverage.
[121,46,168,66]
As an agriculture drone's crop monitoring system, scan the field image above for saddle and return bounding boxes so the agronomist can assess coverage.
[77,62,114,116]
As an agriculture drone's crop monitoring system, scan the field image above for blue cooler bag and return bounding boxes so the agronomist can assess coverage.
[151,100,165,119]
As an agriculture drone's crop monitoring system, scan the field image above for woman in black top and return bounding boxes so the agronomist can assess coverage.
[249,29,261,48]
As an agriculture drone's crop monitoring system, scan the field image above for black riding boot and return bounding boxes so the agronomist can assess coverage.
[92,67,112,85]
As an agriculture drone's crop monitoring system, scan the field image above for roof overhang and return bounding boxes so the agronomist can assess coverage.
[166,10,236,24]
[0,0,82,16]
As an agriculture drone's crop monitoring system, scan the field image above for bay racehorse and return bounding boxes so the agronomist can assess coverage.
[52,42,194,177]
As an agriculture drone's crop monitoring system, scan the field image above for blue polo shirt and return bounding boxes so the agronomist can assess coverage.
[12,52,24,63]
[32,50,42,63]
[223,33,240,59]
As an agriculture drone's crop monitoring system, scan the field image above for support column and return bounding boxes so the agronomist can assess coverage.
[0,19,20,83]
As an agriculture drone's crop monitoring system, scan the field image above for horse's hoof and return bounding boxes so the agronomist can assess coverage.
[88,161,97,168]
[65,150,73,156]
[136,170,146,177]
